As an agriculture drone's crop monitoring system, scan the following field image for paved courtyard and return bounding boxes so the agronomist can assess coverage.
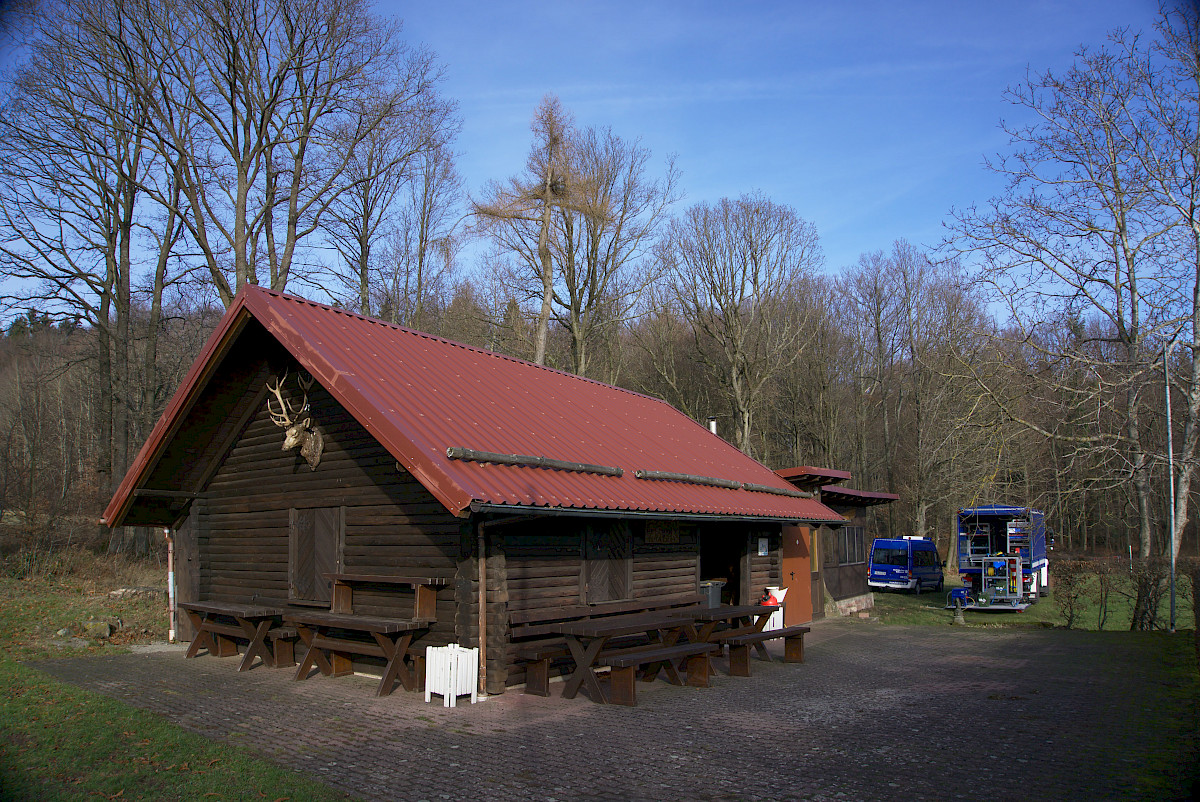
[32,619,1199,801]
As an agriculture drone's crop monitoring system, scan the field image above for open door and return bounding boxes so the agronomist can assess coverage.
[781,524,814,625]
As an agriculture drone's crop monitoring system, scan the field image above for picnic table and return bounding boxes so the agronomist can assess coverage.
[550,610,715,705]
[676,603,780,656]
[285,610,430,697]
[180,601,286,671]
[671,603,809,676]
[283,572,452,697]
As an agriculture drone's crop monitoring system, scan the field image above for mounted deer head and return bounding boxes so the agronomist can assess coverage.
[266,369,324,470]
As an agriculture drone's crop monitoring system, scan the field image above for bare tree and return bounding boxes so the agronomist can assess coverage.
[0,0,184,510]
[374,142,463,329]
[548,128,679,377]
[662,193,823,455]
[320,49,458,316]
[948,38,1168,558]
[839,250,905,511]
[767,276,846,469]
[630,285,714,421]
[473,95,580,365]
[1122,6,1200,566]
[116,0,421,304]
[890,244,1006,540]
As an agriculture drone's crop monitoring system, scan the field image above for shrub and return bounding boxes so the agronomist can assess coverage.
[1051,558,1089,629]
[1128,558,1170,631]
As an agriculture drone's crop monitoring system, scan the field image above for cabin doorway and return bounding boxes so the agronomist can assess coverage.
[700,526,743,604]
[781,524,814,625]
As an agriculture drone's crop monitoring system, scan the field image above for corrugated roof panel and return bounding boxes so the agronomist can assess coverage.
[106,286,844,525]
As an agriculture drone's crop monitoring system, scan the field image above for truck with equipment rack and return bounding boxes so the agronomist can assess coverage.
[956,506,1047,606]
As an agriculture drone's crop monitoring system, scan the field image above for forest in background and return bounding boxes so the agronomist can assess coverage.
[0,0,1195,575]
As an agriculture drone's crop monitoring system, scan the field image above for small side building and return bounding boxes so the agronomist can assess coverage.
[104,287,843,693]
[775,466,898,619]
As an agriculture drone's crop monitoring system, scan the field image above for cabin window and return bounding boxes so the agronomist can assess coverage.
[289,506,344,604]
[582,522,632,603]
[837,525,866,565]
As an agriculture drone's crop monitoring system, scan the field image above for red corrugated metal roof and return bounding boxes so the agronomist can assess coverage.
[105,286,844,526]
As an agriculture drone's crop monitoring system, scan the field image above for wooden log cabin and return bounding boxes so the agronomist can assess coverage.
[104,286,843,694]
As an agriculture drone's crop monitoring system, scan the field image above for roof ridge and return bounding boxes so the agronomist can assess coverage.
[248,285,666,404]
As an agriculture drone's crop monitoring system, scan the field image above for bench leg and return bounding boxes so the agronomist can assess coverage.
[293,626,333,681]
[236,618,273,672]
[373,632,414,696]
[685,652,712,688]
[784,634,804,663]
[524,658,551,697]
[410,654,425,692]
[607,666,637,706]
[183,612,212,658]
[211,633,239,658]
[329,651,354,678]
[727,644,752,677]
[271,637,295,668]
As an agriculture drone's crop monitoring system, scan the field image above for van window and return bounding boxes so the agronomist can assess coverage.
[873,547,907,566]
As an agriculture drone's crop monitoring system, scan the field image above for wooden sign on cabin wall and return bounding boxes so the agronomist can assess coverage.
[645,521,681,545]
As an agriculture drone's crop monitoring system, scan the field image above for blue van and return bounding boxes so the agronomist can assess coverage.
[867,537,944,594]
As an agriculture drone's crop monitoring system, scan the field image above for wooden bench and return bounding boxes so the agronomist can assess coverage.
[718,624,810,676]
[283,609,431,697]
[597,642,718,706]
[510,594,704,696]
[180,601,286,671]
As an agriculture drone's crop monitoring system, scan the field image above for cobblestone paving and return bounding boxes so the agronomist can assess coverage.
[32,619,1199,801]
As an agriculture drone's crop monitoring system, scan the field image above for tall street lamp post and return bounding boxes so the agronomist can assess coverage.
[1166,336,1178,633]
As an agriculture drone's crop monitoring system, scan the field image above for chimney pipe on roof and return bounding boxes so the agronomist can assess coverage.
[707,417,718,435]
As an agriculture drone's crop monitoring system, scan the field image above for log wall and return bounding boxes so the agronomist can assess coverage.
[196,379,464,651]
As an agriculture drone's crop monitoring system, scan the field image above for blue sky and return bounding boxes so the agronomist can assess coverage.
[390,0,1162,274]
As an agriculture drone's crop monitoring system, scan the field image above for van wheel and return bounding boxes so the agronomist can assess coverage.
[936,578,944,592]
[911,582,921,595]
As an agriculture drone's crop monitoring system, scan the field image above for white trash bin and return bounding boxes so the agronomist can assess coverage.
[763,586,788,630]
[424,644,479,707]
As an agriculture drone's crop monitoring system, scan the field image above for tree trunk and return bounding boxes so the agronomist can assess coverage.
[533,201,554,365]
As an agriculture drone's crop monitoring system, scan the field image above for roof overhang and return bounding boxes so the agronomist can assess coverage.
[468,502,843,525]
[775,465,852,491]
[819,485,899,508]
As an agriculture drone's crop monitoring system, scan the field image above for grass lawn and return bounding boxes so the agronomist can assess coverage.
[0,552,352,801]
[869,571,1198,631]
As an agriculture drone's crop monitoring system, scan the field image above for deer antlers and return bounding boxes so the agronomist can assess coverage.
[266,369,312,428]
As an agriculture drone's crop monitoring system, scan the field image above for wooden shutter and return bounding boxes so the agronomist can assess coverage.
[289,507,343,603]
[583,522,631,603]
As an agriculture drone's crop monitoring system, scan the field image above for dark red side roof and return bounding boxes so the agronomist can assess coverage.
[775,465,852,490]
[819,486,900,507]
[105,286,844,526]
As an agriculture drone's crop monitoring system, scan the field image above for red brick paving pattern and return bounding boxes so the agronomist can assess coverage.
[32,620,1199,801]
